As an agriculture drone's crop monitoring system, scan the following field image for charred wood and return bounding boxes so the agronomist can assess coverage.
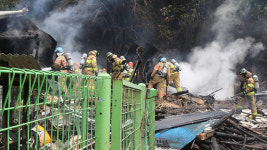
[241,134,247,150]
[211,109,235,129]
[220,141,266,149]
[211,137,220,150]
[224,127,243,135]
[215,132,255,142]
[226,119,267,144]
[229,145,238,150]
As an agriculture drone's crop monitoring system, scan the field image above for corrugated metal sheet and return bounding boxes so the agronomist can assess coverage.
[155,111,227,131]
[0,53,40,70]
[155,119,218,149]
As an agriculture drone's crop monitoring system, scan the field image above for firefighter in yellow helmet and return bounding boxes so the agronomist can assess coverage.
[82,50,99,76]
[106,52,125,80]
[236,68,257,120]
[148,57,170,101]
[123,61,134,81]
[169,59,182,92]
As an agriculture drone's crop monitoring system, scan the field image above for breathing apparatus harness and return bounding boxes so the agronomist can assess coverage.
[62,53,73,73]
[157,62,169,78]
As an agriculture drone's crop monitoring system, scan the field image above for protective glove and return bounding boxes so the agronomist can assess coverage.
[95,72,98,76]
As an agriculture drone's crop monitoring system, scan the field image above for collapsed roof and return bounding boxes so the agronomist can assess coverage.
[0,9,57,67]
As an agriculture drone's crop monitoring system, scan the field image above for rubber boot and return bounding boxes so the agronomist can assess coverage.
[235,108,242,114]
[248,115,256,120]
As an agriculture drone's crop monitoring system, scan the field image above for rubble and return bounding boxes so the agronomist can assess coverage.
[155,90,267,150]
[155,91,217,120]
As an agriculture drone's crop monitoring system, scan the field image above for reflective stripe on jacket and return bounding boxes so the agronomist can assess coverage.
[54,55,68,73]
[85,53,98,72]
[112,58,123,72]
[242,71,255,95]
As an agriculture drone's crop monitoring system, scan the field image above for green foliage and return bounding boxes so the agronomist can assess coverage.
[0,0,19,10]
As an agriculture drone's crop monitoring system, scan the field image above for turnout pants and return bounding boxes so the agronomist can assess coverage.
[237,95,257,116]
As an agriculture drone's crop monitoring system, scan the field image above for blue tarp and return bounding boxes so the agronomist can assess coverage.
[155,119,217,149]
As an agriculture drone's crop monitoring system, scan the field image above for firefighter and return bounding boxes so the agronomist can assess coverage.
[82,50,99,76]
[54,47,71,92]
[236,68,257,120]
[148,57,170,101]
[106,52,125,80]
[123,61,134,81]
[80,50,99,90]
[169,59,182,92]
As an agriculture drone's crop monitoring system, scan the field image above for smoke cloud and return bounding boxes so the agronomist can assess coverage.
[36,1,95,63]
[180,0,264,100]
[27,0,150,69]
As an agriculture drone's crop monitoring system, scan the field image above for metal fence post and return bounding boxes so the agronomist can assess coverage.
[95,73,111,150]
[138,83,146,150]
[111,80,123,150]
[147,88,157,150]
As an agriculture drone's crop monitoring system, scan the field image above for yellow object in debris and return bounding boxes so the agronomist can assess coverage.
[37,125,51,146]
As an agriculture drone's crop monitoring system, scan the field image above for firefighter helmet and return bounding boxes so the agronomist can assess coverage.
[128,61,134,67]
[55,47,63,53]
[159,57,167,62]
[239,68,248,75]
[93,50,99,57]
[106,52,113,59]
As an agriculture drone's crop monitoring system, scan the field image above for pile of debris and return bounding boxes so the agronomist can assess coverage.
[184,109,267,150]
[155,90,217,120]
[155,89,267,150]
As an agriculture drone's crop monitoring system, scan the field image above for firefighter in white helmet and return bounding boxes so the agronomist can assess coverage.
[236,68,257,120]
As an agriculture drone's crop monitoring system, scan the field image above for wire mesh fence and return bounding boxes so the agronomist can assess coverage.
[0,67,157,150]
[0,67,98,149]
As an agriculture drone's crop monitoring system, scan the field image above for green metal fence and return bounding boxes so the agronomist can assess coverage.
[0,67,157,150]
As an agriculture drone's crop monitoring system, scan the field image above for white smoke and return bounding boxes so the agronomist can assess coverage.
[180,0,264,100]
[32,1,95,63]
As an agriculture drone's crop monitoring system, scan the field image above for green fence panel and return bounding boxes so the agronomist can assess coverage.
[0,67,98,150]
[146,88,157,150]
[110,80,155,150]
[110,80,123,150]
[95,73,111,150]
[138,83,147,150]
[0,67,157,150]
